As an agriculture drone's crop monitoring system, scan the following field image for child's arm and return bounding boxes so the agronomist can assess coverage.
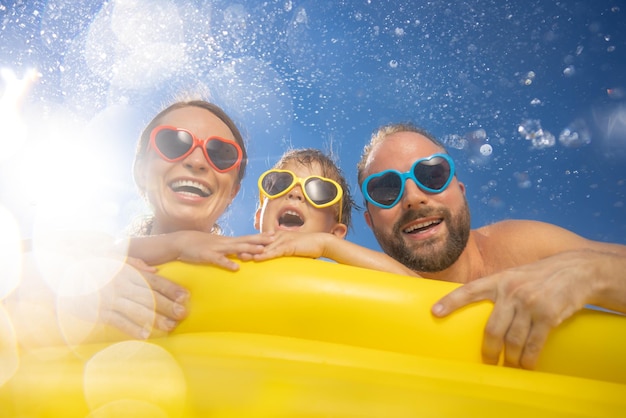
[254,231,421,277]
[123,231,274,270]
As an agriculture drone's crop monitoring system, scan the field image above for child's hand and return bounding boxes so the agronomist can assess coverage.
[252,231,330,261]
[173,231,274,270]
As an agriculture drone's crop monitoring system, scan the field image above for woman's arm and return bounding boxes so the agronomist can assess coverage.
[124,231,274,270]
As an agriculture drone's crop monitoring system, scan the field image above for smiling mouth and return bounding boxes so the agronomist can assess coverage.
[170,180,211,198]
[279,210,304,227]
[403,219,441,234]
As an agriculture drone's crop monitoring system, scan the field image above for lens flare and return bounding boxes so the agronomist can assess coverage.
[56,259,157,347]
[0,206,22,300]
[0,68,40,163]
[86,400,169,418]
[84,341,186,416]
[0,305,19,385]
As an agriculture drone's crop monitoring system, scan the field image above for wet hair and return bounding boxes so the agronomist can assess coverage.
[357,122,447,185]
[271,148,355,230]
[131,100,246,236]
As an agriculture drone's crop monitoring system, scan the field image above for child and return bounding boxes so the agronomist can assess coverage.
[251,148,419,276]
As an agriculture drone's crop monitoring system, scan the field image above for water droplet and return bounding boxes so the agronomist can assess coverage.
[520,71,535,86]
[479,144,493,156]
[559,119,591,148]
[442,134,467,150]
[607,87,625,99]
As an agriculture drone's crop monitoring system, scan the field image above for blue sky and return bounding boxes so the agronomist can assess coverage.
[1,0,625,252]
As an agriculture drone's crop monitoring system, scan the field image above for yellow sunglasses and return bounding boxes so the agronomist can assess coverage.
[258,169,343,223]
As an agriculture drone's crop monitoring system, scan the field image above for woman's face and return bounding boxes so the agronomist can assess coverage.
[135,106,241,234]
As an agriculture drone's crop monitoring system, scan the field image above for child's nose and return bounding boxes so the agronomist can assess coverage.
[287,185,305,201]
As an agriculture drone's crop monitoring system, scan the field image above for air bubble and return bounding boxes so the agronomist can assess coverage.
[563,65,575,77]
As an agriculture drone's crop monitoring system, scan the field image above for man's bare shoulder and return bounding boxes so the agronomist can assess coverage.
[476,219,553,237]
[474,219,590,265]
[472,220,550,275]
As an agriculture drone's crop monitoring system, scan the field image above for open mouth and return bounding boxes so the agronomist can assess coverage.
[170,179,211,198]
[278,210,305,228]
[403,219,441,234]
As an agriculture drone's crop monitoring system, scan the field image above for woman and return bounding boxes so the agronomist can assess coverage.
[126,100,271,270]
[115,99,272,336]
[7,100,271,344]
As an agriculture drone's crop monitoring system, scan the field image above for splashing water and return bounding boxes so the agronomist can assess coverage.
[559,119,592,148]
[518,119,555,150]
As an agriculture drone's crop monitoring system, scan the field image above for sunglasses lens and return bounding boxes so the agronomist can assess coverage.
[304,178,339,205]
[414,156,451,190]
[261,171,294,196]
[155,129,193,160]
[206,139,240,170]
[366,172,402,207]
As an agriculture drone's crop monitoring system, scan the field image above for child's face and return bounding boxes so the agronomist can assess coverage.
[254,161,346,237]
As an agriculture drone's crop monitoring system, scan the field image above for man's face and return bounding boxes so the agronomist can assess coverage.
[362,132,470,273]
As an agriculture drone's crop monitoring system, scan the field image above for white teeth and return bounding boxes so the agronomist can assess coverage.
[279,210,305,227]
[171,179,211,195]
[404,220,438,233]
[284,210,303,220]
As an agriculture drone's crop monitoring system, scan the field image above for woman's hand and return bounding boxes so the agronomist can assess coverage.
[52,257,190,340]
[100,257,191,338]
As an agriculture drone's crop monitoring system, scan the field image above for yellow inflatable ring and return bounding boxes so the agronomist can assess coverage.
[1,257,625,418]
[158,258,626,384]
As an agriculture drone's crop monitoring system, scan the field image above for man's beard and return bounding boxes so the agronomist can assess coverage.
[372,199,471,273]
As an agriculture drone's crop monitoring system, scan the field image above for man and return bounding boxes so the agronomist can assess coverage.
[356,123,626,369]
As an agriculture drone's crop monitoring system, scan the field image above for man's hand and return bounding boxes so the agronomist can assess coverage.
[431,251,606,369]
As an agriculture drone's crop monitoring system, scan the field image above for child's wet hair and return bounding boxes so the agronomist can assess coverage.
[272,148,355,230]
